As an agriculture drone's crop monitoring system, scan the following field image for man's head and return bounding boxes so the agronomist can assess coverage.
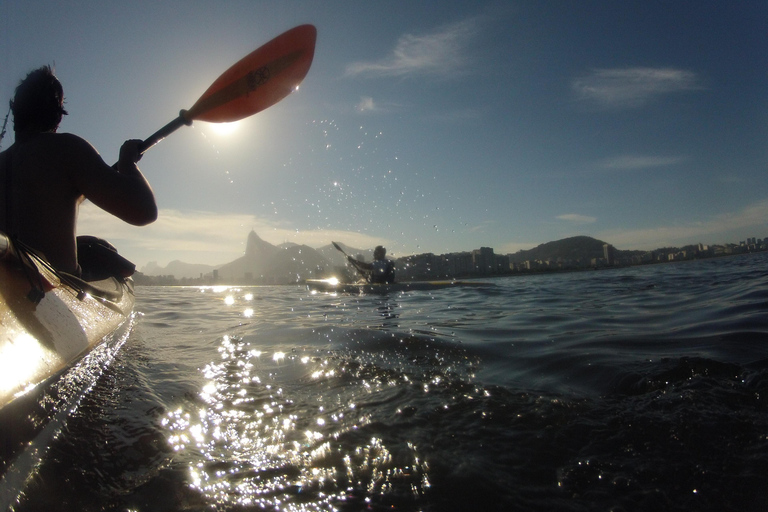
[11,65,68,135]
[374,246,386,260]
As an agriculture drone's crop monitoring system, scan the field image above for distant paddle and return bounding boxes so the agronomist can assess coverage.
[136,24,316,155]
[332,241,349,257]
[332,241,368,279]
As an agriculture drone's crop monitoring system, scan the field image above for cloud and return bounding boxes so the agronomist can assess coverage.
[557,213,597,224]
[345,18,478,78]
[597,199,768,249]
[467,220,495,233]
[78,205,388,266]
[597,154,687,171]
[572,67,702,109]
[355,96,377,113]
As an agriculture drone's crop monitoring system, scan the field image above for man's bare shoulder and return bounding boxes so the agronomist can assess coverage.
[39,132,98,153]
[14,132,104,167]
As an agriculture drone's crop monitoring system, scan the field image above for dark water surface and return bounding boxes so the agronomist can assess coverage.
[3,253,768,511]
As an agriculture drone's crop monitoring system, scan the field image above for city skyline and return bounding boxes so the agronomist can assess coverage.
[140,228,766,281]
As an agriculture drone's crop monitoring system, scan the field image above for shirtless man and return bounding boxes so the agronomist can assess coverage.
[0,66,157,274]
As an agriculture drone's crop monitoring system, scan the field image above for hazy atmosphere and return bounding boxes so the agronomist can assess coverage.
[2,1,766,267]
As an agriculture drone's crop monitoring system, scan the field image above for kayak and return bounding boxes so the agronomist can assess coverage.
[306,278,495,294]
[0,232,136,412]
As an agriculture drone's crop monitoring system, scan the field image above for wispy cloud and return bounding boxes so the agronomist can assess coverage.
[78,205,387,267]
[468,220,495,233]
[557,213,597,224]
[597,154,687,171]
[572,67,702,109]
[355,96,377,113]
[597,199,768,249]
[345,18,479,78]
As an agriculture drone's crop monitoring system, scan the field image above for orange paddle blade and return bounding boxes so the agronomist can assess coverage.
[186,24,317,123]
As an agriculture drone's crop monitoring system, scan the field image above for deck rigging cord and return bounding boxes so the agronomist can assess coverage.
[0,103,10,151]
[9,237,88,303]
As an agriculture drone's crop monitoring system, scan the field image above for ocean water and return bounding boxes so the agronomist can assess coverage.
[2,252,768,511]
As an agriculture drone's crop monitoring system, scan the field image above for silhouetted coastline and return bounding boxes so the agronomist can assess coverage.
[134,233,768,286]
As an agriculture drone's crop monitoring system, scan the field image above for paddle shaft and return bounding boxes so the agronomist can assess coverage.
[332,242,349,257]
[333,242,369,279]
[110,117,185,167]
[138,112,192,155]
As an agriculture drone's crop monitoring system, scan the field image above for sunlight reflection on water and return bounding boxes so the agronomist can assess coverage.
[161,332,430,510]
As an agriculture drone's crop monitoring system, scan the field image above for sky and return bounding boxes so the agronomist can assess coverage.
[1,0,766,268]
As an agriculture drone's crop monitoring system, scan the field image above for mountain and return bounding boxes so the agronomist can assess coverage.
[138,232,378,283]
[140,260,216,279]
[215,231,332,282]
[215,230,280,280]
[508,236,613,264]
[141,261,163,274]
[266,244,332,280]
[315,242,374,268]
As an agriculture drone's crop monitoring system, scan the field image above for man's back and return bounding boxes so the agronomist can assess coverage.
[0,133,157,273]
[370,258,395,284]
[1,133,84,271]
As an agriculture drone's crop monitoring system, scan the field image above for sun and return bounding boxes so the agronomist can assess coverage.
[207,121,241,136]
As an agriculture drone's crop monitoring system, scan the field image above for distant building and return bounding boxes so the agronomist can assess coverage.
[472,247,495,274]
[495,254,510,273]
[448,252,473,276]
[603,244,615,266]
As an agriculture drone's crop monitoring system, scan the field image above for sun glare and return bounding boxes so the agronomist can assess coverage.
[207,121,241,136]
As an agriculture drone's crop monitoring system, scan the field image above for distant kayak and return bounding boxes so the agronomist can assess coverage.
[306,278,494,294]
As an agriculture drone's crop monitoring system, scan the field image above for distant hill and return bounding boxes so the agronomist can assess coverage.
[141,233,651,283]
[140,260,216,279]
[138,232,376,282]
[508,236,621,264]
[261,243,331,281]
[315,241,375,267]
[216,231,335,282]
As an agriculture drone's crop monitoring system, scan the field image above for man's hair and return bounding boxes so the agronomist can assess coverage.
[11,65,68,134]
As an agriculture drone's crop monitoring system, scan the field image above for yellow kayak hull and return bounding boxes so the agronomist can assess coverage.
[0,233,135,411]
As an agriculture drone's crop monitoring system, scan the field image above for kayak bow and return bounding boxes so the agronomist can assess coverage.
[0,232,135,411]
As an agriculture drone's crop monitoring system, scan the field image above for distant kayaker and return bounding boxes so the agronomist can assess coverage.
[0,65,157,275]
[347,245,396,284]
